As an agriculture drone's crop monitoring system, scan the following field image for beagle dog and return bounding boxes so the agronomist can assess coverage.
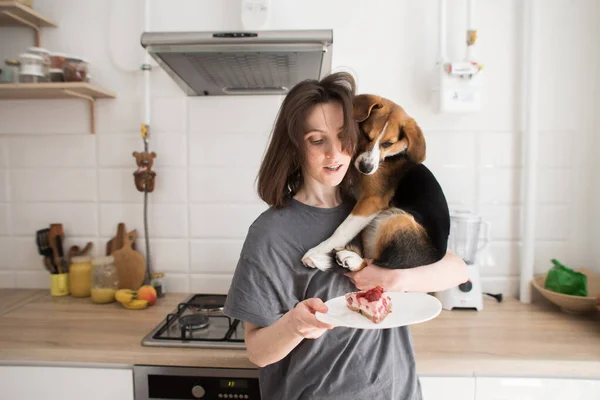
[301,94,450,272]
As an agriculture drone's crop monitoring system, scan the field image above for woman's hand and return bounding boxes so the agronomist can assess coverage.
[345,251,468,293]
[344,260,403,292]
[286,298,335,339]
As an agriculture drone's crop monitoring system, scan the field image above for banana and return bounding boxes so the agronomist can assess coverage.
[115,289,136,304]
[122,299,149,310]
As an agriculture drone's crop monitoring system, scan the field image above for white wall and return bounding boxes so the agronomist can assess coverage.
[0,0,598,294]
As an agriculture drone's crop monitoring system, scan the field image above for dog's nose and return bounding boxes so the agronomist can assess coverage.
[358,159,374,174]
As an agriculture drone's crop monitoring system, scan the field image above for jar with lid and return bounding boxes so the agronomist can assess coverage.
[2,59,20,83]
[49,52,67,70]
[26,47,50,77]
[69,256,93,297]
[19,53,46,83]
[64,55,88,82]
[90,256,119,304]
[150,272,166,298]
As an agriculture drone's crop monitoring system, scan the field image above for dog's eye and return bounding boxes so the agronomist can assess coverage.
[381,141,394,148]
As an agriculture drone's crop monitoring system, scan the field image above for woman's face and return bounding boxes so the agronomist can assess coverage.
[301,101,352,189]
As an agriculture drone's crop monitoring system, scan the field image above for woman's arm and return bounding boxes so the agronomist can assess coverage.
[244,298,335,368]
[345,250,468,293]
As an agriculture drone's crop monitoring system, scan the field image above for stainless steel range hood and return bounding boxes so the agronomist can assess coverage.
[140,30,333,96]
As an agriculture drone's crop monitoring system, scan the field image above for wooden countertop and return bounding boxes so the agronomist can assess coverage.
[0,289,598,378]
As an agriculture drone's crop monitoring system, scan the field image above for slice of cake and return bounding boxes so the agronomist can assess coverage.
[345,286,392,324]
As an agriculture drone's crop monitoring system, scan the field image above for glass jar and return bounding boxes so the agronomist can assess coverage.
[49,68,64,82]
[150,272,166,298]
[19,53,46,82]
[69,256,92,298]
[90,256,119,304]
[49,52,67,70]
[2,59,20,83]
[27,47,51,77]
[64,56,88,82]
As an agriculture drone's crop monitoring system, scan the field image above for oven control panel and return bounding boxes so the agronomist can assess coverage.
[134,366,261,400]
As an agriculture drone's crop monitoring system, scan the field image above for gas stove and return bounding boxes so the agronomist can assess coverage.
[141,294,246,349]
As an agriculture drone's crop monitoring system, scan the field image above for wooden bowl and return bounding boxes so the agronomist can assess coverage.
[531,268,600,314]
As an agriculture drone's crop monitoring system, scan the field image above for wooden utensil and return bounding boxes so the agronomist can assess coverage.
[112,232,145,290]
[106,223,137,255]
[48,224,64,274]
[67,242,94,263]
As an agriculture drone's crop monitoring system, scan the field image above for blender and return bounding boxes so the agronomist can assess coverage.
[435,210,490,311]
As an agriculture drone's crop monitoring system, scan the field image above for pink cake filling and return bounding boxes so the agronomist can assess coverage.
[345,286,392,324]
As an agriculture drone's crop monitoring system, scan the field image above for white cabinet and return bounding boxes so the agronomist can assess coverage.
[476,377,600,400]
[0,365,134,400]
[420,376,476,400]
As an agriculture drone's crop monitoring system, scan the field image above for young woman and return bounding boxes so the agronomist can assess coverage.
[223,72,467,400]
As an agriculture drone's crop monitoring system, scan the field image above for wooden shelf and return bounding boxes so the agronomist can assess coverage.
[0,1,57,46]
[0,83,117,134]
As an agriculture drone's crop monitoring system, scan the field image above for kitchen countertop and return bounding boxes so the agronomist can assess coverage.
[0,289,598,378]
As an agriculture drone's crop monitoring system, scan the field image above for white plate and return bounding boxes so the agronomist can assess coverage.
[315,292,442,329]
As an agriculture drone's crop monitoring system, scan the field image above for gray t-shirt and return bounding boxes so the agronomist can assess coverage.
[223,198,422,400]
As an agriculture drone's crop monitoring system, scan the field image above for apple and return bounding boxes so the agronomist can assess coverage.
[137,285,157,306]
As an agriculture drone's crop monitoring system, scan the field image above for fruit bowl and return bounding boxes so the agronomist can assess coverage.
[531,268,600,314]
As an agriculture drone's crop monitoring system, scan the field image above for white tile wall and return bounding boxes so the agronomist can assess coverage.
[0,0,598,294]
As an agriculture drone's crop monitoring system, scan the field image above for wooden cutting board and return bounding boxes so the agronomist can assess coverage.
[112,232,145,290]
[106,222,136,256]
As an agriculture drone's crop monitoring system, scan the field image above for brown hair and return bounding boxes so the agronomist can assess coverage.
[257,72,359,208]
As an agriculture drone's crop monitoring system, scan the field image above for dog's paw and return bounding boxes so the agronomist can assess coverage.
[335,249,366,272]
[302,253,335,271]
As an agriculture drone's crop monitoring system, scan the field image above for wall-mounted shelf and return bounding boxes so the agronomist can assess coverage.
[0,1,57,47]
[0,83,117,134]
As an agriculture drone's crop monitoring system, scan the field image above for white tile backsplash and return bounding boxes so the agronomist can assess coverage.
[535,205,570,241]
[480,241,519,277]
[11,169,97,202]
[134,239,190,274]
[7,237,44,270]
[99,204,188,238]
[0,100,88,135]
[479,205,521,241]
[0,138,8,168]
[15,271,48,289]
[188,96,281,134]
[425,132,477,167]
[98,168,187,204]
[95,99,142,134]
[0,204,8,235]
[151,98,187,133]
[8,136,96,168]
[11,203,98,236]
[479,168,521,205]
[190,274,234,295]
[163,273,191,294]
[98,133,188,168]
[0,272,16,288]
[189,204,267,238]
[189,167,260,203]
[188,134,269,167]
[190,239,244,274]
[0,170,8,202]
[479,132,521,168]
[537,168,571,204]
[0,0,598,291]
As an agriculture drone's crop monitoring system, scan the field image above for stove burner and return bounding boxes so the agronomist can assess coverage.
[179,314,209,331]
[189,295,226,315]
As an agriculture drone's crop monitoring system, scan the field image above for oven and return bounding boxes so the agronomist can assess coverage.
[134,365,260,399]
[135,294,261,399]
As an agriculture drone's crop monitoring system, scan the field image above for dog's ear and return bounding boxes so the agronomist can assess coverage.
[353,94,383,122]
[403,118,426,163]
